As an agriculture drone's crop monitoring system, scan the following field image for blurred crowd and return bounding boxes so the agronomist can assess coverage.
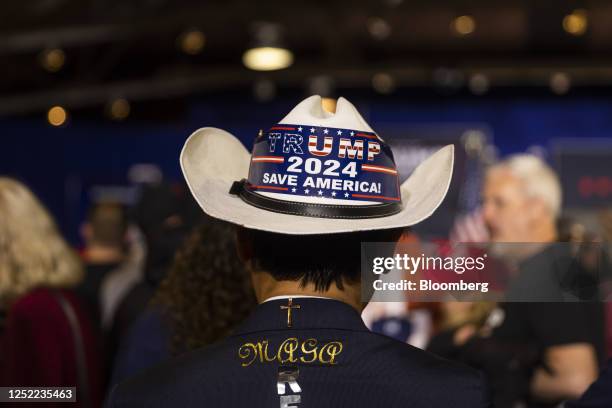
[0,151,611,408]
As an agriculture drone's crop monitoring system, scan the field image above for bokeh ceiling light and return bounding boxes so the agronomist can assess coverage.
[47,105,67,126]
[451,15,476,36]
[179,29,206,55]
[243,23,293,71]
[563,9,588,36]
[40,48,65,72]
[367,17,392,40]
[372,73,396,94]
[109,98,131,121]
[469,73,489,95]
[243,47,293,71]
[550,72,571,95]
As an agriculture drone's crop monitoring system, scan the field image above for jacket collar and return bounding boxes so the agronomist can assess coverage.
[232,297,369,335]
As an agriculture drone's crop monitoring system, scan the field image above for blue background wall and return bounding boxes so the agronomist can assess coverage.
[2,94,611,242]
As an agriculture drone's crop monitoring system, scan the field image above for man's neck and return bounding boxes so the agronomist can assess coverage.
[530,221,557,243]
[252,273,362,312]
[83,245,124,264]
[492,222,558,261]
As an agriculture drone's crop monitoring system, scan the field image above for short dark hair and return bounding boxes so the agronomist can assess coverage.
[86,202,128,247]
[239,227,403,291]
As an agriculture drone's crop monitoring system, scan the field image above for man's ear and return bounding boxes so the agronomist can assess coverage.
[235,226,253,264]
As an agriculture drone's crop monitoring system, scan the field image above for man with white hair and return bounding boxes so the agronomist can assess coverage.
[483,154,561,244]
[481,154,604,407]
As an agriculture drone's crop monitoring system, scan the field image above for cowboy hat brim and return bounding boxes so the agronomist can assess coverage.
[180,127,454,235]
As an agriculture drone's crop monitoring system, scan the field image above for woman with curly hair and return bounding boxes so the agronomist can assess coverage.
[110,219,256,387]
[0,177,103,407]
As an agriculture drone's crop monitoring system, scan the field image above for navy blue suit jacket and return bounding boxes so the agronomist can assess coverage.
[108,298,490,407]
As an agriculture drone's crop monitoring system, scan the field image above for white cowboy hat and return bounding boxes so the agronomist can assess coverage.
[180,95,453,235]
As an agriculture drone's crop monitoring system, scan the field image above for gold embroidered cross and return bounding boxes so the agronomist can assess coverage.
[280,298,300,328]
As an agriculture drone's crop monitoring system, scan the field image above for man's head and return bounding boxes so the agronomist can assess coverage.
[133,183,202,285]
[482,154,561,242]
[180,96,455,310]
[236,227,403,307]
[83,202,128,249]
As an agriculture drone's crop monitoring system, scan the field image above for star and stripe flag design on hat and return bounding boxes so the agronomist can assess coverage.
[245,123,402,204]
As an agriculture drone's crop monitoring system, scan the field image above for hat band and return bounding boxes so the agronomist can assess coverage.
[229,179,402,220]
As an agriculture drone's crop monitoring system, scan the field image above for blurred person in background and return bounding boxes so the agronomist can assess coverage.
[78,201,146,333]
[109,220,256,388]
[598,208,612,246]
[597,208,612,359]
[76,201,129,330]
[362,229,429,346]
[427,301,497,360]
[427,301,539,408]
[558,215,612,408]
[0,177,103,407]
[482,155,604,406]
[76,200,145,388]
[556,216,612,301]
[108,183,199,360]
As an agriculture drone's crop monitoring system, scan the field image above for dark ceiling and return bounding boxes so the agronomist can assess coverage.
[1,0,611,116]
